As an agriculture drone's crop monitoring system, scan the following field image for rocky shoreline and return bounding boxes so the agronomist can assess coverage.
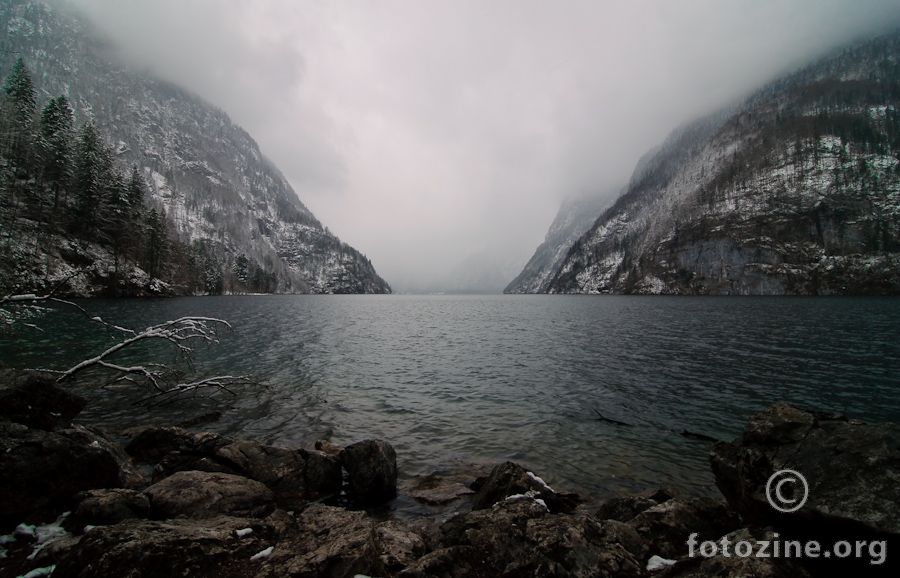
[1,371,897,577]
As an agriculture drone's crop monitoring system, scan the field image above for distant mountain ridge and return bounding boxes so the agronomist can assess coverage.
[521,30,900,295]
[0,0,390,294]
[503,193,612,294]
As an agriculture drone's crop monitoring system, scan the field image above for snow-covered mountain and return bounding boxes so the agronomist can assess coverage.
[543,31,900,295]
[503,193,613,294]
[0,0,390,294]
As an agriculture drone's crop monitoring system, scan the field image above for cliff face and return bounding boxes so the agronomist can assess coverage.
[545,32,900,295]
[504,194,612,294]
[0,0,390,294]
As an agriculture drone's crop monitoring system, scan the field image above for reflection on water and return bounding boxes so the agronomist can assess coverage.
[4,295,899,499]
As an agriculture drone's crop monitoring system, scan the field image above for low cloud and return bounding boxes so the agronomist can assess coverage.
[69,0,900,290]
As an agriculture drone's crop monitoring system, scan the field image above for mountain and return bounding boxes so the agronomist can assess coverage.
[504,193,614,294]
[544,31,900,295]
[0,0,390,295]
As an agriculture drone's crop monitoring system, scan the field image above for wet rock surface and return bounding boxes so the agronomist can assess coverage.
[435,499,647,577]
[73,488,150,527]
[144,471,275,520]
[471,460,577,514]
[0,422,140,523]
[53,516,274,578]
[656,527,813,578]
[597,487,681,523]
[340,438,399,505]
[402,473,475,506]
[710,402,900,576]
[626,497,741,560]
[4,393,899,578]
[256,503,379,578]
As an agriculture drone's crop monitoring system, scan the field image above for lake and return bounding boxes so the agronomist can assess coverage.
[4,295,900,502]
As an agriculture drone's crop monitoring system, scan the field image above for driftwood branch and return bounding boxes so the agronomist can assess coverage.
[3,289,259,401]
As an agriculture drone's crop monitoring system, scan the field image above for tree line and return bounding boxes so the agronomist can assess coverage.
[0,58,270,295]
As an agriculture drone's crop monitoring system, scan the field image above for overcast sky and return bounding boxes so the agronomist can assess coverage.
[68,0,900,291]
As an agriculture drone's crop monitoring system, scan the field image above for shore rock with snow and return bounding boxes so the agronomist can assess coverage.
[0,422,143,523]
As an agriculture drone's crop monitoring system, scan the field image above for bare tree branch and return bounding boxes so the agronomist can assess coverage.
[3,288,261,402]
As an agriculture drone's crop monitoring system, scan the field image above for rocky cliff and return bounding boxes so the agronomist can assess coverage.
[504,193,613,294]
[0,0,390,295]
[544,32,900,295]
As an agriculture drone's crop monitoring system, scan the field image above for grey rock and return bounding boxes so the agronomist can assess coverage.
[376,520,428,573]
[314,439,342,455]
[144,471,275,520]
[59,425,146,489]
[215,440,343,508]
[0,370,86,431]
[470,461,576,513]
[395,546,479,578]
[710,402,900,532]
[340,439,398,506]
[53,516,273,578]
[597,488,681,523]
[257,503,378,578]
[710,402,900,576]
[438,499,645,577]
[402,473,475,506]
[148,438,343,509]
[656,527,812,578]
[124,426,195,462]
[0,422,139,521]
[151,450,240,483]
[74,488,150,526]
[626,497,741,560]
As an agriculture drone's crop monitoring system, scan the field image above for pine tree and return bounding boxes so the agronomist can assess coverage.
[72,122,112,235]
[127,165,147,220]
[38,95,74,212]
[144,207,168,280]
[3,58,37,174]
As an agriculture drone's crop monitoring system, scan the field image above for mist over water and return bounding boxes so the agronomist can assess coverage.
[7,295,900,499]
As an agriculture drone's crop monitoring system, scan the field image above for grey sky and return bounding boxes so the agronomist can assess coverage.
[69,0,900,291]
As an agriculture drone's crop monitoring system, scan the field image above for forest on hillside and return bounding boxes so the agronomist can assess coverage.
[0,59,278,297]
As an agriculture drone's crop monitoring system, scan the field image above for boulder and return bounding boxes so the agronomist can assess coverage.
[144,471,275,520]
[256,503,379,578]
[124,426,195,462]
[129,428,343,510]
[151,450,240,483]
[402,473,475,506]
[376,520,428,573]
[0,370,86,431]
[59,424,145,489]
[314,439,342,455]
[438,499,645,577]
[710,402,900,576]
[626,497,741,560]
[73,488,150,526]
[53,516,274,578]
[214,440,342,508]
[656,527,812,578]
[0,422,140,522]
[339,439,398,505]
[597,487,681,523]
[395,546,479,578]
[470,461,577,513]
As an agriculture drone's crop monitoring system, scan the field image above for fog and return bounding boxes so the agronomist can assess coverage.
[68,0,900,291]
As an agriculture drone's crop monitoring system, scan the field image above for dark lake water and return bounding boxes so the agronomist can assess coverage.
[4,295,900,502]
